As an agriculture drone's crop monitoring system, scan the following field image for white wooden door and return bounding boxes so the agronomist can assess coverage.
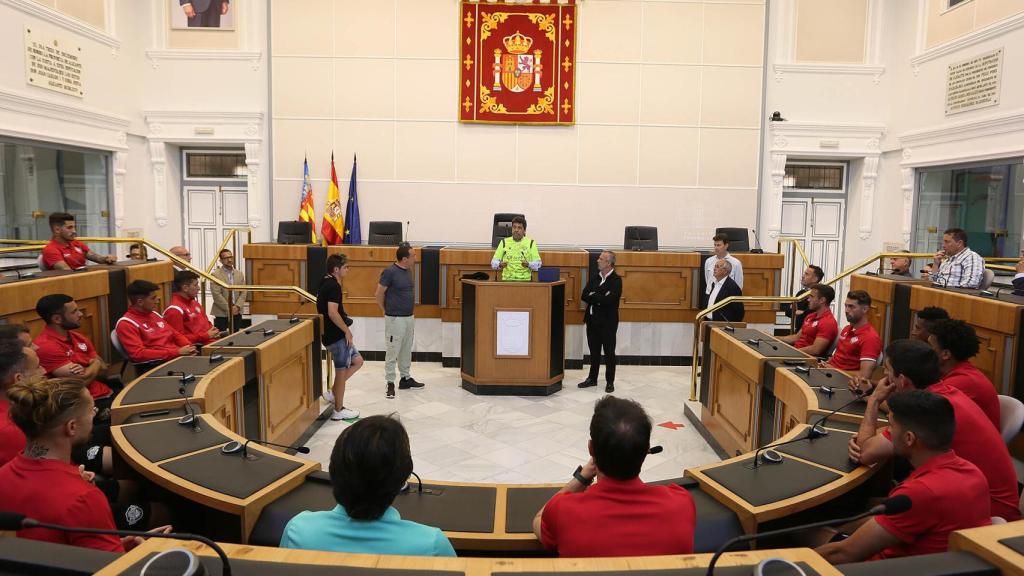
[781,197,846,315]
[183,186,248,270]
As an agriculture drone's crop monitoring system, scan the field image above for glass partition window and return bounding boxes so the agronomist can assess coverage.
[0,141,111,251]
[913,159,1024,258]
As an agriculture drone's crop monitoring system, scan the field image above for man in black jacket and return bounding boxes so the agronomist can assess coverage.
[1014,259,1024,292]
[703,260,744,322]
[579,251,622,393]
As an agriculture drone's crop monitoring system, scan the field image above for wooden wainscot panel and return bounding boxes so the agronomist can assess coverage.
[706,355,758,456]
[195,357,246,435]
[264,351,312,446]
[245,244,311,314]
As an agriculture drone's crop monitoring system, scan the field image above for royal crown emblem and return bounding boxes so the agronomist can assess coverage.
[492,30,543,93]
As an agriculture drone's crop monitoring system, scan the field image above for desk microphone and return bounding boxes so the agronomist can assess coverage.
[220,437,310,460]
[176,384,200,430]
[793,365,835,393]
[204,336,235,364]
[401,471,436,495]
[244,327,275,337]
[810,390,866,430]
[750,229,764,254]
[0,511,233,576]
[746,338,779,352]
[705,495,911,576]
[286,300,305,324]
[166,370,195,383]
[747,426,826,470]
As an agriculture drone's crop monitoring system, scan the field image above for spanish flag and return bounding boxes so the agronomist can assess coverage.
[298,157,318,243]
[321,153,344,246]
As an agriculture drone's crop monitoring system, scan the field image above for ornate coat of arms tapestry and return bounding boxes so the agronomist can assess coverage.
[459,0,576,125]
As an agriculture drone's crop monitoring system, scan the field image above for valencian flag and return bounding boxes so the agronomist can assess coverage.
[321,153,344,246]
[298,157,318,243]
[342,155,361,244]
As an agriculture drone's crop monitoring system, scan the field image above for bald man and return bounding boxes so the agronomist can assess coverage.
[169,246,192,265]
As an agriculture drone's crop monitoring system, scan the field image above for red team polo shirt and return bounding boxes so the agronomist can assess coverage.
[41,238,90,270]
[0,455,124,552]
[0,398,26,467]
[540,477,696,557]
[941,361,1000,430]
[34,326,112,400]
[827,323,882,371]
[875,451,990,559]
[794,309,839,351]
[115,308,191,363]
[163,293,216,345]
[884,384,1020,521]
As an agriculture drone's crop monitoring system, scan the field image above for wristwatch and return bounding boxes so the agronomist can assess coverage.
[572,465,594,486]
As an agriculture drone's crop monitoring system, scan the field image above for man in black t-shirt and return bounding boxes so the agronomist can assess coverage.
[317,253,363,420]
[375,243,424,399]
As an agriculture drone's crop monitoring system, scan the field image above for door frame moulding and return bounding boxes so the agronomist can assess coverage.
[143,111,263,229]
[767,121,885,241]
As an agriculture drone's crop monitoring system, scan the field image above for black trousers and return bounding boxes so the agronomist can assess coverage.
[188,4,223,27]
[214,315,251,332]
[586,318,618,384]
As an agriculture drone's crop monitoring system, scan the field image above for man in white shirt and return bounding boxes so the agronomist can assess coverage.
[704,233,743,295]
[929,228,984,289]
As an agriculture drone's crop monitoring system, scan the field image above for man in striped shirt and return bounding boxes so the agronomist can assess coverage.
[930,228,984,289]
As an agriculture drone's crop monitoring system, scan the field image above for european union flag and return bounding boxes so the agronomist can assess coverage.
[343,155,361,245]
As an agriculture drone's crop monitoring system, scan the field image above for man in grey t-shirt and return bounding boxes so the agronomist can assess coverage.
[376,243,424,399]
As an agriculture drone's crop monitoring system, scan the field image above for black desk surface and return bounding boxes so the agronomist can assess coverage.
[159,446,304,500]
[121,416,229,462]
[210,319,305,348]
[0,536,118,576]
[124,553,463,576]
[701,457,842,507]
[161,355,235,377]
[999,535,1024,555]
[392,484,497,533]
[776,430,860,473]
[119,376,198,405]
[494,565,819,576]
[936,286,1024,305]
[722,328,807,359]
[837,550,999,576]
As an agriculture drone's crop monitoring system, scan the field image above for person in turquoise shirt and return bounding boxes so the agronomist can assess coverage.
[491,215,541,282]
[280,415,456,557]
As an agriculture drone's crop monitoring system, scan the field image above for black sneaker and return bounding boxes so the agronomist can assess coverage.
[577,379,597,388]
[605,383,615,393]
[386,382,396,399]
[398,377,425,390]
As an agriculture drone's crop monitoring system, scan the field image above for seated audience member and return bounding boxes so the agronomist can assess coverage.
[281,415,455,556]
[817,390,990,563]
[128,243,145,260]
[34,294,114,402]
[930,227,984,288]
[889,250,913,277]
[116,280,196,363]
[534,396,696,557]
[41,212,116,270]
[0,341,42,466]
[0,378,166,551]
[909,306,949,343]
[783,265,825,332]
[0,323,33,349]
[703,259,744,322]
[849,340,1020,521]
[168,245,191,264]
[210,248,251,332]
[779,284,838,357]
[164,271,220,345]
[928,319,999,429]
[824,290,881,379]
[1014,259,1024,292]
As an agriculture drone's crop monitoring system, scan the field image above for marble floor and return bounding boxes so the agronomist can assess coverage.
[302,361,722,484]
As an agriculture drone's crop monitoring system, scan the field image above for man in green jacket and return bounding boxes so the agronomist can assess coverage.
[491,215,541,282]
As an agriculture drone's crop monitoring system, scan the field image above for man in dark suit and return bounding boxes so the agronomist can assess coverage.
[180,0,229,28]
[1014,259,1024,292]
[703,260,744,322]
[579,251,622,393]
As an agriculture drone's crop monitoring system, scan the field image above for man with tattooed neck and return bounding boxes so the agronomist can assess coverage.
[0,340,44,466]
[0,378,171,550]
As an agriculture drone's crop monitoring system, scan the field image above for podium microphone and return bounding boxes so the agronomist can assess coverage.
[220,437,311,460]
[705,495,911,575]
[0,512,233,576]
[286,299,305,324]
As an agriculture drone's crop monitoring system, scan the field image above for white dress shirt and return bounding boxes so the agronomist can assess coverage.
[705,254,743,293]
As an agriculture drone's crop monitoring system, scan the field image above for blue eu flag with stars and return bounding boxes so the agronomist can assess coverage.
[343,155,361,244]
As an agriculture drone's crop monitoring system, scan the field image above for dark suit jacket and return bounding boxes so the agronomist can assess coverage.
[703,276,745,322]
[1014,276,1024,292]
[582,270,622,324]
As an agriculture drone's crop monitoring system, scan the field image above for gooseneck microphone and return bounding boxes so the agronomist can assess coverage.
[244,327,275,337]
[204,337,234,364]
[793,365,835,394]
[286,300,305,324]
[167,370,195,383]
[705,495,912,576]
[810,390,867,430]
[176,384,200,430]
[220,437,310,460]
[746,338,779,352]
[0,512,233,576]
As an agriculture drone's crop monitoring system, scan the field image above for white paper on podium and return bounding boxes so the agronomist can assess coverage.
[496,310,530,356]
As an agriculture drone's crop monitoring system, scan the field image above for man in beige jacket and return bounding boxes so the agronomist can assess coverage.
[210,249,250,332]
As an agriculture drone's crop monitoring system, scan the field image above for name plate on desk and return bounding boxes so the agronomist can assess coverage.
[701,457,841,507]
[120,416,229,463]
[159,446,303,500]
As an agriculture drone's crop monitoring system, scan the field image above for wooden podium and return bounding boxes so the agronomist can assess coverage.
[460,279,565,396]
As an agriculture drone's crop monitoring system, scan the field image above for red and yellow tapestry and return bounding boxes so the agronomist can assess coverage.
[459,0,576,125]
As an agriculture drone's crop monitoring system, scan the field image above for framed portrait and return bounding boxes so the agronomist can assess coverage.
[169,0,235,31]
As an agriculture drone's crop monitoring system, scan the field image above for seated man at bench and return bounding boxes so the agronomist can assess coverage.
[115,280,196,364]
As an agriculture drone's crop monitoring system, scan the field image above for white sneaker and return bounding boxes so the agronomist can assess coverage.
[322,389,335,404]
[331,407,360,421]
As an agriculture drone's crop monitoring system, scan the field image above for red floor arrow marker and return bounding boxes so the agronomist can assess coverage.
[658,421,685,430]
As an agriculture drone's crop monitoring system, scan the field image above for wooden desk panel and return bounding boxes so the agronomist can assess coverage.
[851,274,929,345]
[949,521,1024,575]
[244,244,311,314]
